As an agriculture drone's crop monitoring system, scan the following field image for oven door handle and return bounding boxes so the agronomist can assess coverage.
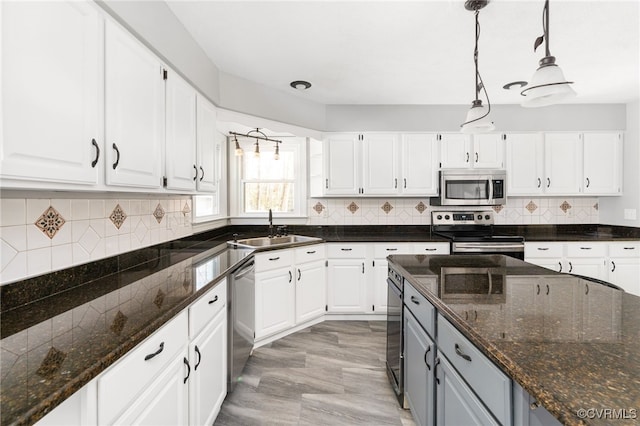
[454,244,525,250]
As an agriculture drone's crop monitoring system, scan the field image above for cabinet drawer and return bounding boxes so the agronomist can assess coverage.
[411,242,450,255]
[97,311,188,425]
[404,283,435,337]
[566,242,606,258]
[255,249,293,272]
[373,243,414,258]
[609,242,640,258]
[295,244,325,264]
[327,243,367,258]
[525,242,563,258]
[437,314,511,425]
[189,279,227,338]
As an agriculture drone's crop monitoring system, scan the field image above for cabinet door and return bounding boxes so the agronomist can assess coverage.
[583,133,623,195]
[544,133,583,194]
[327,259,367,313]
[105,20,164,188]
[582,280,622,342]
[324,134,361,195]
[296,260,327,323]
[401,134,439,195]
[1,0,101,186]
[165,70,197,191]
[404,310,435,426]
[472,134,504,169]
[113,351,189,426]
[506,278,543,341]
[565,257,606,281]
[196,96,219,192]
[439,134,471,169]
[189,309,226,426]
[608,258,640,296]
[255,267,295,339]
[435,354,499,426]
[505,134,544,195]
[362,134,399,195]
[542,278,581,341]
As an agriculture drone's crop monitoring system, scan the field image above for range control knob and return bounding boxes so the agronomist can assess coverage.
[437,215,443,220]
[477,215,483,220]
[444,215,450,220]
[485,215,491,220]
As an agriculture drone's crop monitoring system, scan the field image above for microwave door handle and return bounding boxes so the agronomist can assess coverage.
[488,178,494,203]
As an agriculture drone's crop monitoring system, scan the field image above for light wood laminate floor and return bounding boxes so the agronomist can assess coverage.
[215,320,416,426]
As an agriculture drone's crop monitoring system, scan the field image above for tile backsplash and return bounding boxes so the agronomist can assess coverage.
[1,197,194,285]
[307,197,600,226]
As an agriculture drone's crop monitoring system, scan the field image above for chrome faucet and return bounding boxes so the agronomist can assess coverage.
[268,208,274,238]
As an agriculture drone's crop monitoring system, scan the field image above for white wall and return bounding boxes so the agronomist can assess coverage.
[324,104,626,132]
[600,101,640,227]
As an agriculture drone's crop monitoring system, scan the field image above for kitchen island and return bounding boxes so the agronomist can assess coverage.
[389,254,640,426]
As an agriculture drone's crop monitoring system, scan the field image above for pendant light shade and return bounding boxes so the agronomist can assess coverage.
[521,0,575,107]
[461,100,495,134]
[234,136,244,156]
[460,1,494,134]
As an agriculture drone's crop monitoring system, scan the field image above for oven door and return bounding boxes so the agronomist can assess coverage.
[385,277,403,405]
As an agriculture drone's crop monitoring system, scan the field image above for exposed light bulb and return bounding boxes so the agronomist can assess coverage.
[253,141,260,158]
[274,143,280,160]
[234,136,243,156]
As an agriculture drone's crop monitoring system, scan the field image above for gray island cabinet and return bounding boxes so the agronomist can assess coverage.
[391,253,638,426]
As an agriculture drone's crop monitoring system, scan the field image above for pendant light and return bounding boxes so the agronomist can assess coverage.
[230,129,282,160]
[273,142,281,160]
[521,0,575,107]
[253,140,260,158]
[461,0,495,134]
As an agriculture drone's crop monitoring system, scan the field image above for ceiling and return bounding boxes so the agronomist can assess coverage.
[166,0,640,106]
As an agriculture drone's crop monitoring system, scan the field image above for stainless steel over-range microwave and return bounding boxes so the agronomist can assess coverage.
[431,169,506,206]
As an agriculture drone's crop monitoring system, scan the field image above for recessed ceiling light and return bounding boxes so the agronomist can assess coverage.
[503,81,528,91]
[290,80,311,90]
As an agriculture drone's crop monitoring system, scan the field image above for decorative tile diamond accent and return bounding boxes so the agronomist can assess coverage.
[593,203,599,211]
[560,200,572,213]
[347,202,359,214]
[182,202,191,215]
[313,202,325,214]
[110,310,128,336]
[153,204,165,224]
[525,201,538,213]
[492,205,504,213]
[153,289,166,309]
[109,204,127,229]
[381,202,393,214]
[36,347,67,378]
[415,202,427,214]
[35,206,66,239]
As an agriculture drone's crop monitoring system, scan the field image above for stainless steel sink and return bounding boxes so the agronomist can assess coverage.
[227,234,322,249]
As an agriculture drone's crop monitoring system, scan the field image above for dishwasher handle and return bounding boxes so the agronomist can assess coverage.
[233,261,255,280]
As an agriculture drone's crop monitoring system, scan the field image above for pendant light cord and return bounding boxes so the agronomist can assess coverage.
[463,8,491,127]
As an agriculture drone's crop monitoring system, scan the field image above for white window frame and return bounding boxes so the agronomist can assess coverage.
[229,136,307,221]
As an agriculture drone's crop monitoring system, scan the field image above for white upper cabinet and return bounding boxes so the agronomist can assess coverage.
[401,133,439,195]
[196,96,219,193]
[165,70,197,191]
[324,133,361,195]
[440,133,504,169]
[544,133,583,195]
[1,0,102,186]
[505,133,545,196]
[105,20,164,189]
[362,134,399,195]
[439,133,472,168]
[582,133,623,195]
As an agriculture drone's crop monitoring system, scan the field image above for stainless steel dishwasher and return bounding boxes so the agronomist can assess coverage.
[228,259,255,392]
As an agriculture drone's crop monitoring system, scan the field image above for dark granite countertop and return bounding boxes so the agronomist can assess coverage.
[389,254,640,426]
[1,223,638,425]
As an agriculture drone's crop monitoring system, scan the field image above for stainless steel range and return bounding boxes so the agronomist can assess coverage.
[431,210,525,259]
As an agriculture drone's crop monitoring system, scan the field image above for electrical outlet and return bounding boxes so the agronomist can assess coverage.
[624,209,637,220]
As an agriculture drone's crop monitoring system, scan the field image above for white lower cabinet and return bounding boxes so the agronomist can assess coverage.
[35,380,97,426]
[295,247,327,323]
[255,265,296,339]
[327,244,368,313]
[97,312,189,425]
[607,242,640,296]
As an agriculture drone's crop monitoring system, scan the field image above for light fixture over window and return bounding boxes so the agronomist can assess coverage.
[460,0,495,134]
[520,0,576,107]
[230,129,282,160]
